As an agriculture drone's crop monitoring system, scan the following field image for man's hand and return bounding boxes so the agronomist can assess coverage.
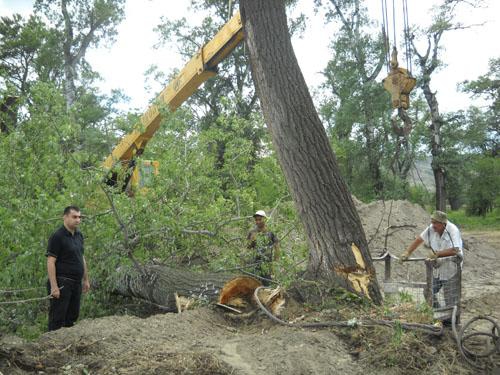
[50,286,60,299]
[400,250,411,262]
[426,252,438,261]
[83,279,91,293]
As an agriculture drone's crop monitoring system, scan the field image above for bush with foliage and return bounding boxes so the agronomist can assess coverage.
[465,156,500,216]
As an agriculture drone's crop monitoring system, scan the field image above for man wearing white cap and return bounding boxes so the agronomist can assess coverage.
[247,210,280,284]
[401,210,463,314]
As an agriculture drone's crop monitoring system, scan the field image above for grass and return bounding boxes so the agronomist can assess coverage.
[446,208,500,231]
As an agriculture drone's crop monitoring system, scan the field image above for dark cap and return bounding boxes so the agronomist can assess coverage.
[431,210,447,224]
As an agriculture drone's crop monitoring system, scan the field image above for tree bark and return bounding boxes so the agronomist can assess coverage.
[113,265,235,311]
[240,0,382,304]
[412,30,447,211]
[422,71,446,211]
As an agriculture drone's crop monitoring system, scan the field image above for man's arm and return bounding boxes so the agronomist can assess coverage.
[401,236,424,260]
[247,230,256,249]
[433,247,459,258]
[47,256,60,298]
[82,256,90,293]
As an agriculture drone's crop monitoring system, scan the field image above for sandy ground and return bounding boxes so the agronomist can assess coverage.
[1,200,499,374]
[0,307,371,375]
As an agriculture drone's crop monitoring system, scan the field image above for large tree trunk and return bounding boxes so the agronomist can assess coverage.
[61,0,77,109]
[240,0,382,304]
[113,265,236,311]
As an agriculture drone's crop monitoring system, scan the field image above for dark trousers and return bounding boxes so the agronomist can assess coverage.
[432,273,460,308]
[47,277,82,331]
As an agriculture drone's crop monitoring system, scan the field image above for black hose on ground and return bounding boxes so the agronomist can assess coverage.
[253,287,499,369]
[252,286,444,335]
[452,305,500,370]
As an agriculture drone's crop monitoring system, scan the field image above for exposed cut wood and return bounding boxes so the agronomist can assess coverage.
[218,276,262,306]
[254,287,286,316]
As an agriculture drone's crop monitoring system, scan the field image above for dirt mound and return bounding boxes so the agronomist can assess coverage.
[355,199,429,256]
[1,307,367,375]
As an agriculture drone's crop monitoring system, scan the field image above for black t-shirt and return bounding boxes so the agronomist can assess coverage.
[46,226,85,280]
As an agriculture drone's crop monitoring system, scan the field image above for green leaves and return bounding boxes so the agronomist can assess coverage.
[465,157,500,216]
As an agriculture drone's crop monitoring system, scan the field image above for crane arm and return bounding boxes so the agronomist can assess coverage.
[103,12,243,171]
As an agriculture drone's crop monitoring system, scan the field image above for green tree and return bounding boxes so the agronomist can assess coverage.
[465,156,500,216]
[410,0,484,210]
[153,0,304,178]
[0,82,108,335]
[0,14,62,132]
[34,0,126,109]
[455,57,500,214]
[153,2,261,170]
[461,57,499,157]
[316,0,391,198]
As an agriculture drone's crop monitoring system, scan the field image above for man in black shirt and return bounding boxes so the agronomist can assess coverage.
[46,206,90,331]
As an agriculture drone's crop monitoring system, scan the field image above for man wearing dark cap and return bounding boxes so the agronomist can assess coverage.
[401,210,463,311]
[247,210,280,284]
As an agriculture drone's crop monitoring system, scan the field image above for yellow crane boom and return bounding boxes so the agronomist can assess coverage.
[103,12,243,177]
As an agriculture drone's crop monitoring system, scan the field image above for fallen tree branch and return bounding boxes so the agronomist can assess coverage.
[0,295,51,305]
[0,287,46,294]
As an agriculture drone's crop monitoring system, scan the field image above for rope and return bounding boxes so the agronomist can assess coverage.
[383,200,394,252]
[402,0,413,73]
[367,200,386,246]
[392,0,396,49]
[381,0,413,74]
[381,0,391,73]
[252,286,443,336]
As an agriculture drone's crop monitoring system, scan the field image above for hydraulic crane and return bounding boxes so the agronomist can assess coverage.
[103,12,244,192]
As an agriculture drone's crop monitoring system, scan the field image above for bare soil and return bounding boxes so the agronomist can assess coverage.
[1,200,499,374]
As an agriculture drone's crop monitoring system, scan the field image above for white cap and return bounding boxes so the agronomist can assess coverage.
[253,210,267,218]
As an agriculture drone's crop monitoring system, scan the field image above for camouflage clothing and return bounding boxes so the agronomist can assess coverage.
[247,228,278,282]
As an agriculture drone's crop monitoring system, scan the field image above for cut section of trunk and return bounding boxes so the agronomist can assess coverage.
[114,265,235,311]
